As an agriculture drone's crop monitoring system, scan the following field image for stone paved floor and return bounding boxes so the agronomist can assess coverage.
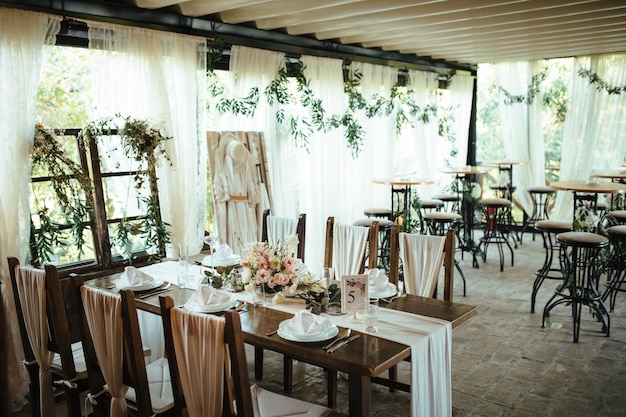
[13,231,626,416]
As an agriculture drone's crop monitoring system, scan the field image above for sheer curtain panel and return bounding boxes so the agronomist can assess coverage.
[0,8,61,412]
[553,54,626,220]
[87,21,208,257]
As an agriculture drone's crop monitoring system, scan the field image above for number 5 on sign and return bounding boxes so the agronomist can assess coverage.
[341,275,368,313]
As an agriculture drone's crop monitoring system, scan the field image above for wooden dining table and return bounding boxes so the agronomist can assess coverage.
[85,262,477,417]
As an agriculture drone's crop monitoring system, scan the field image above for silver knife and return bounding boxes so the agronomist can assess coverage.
[326,334,360,353]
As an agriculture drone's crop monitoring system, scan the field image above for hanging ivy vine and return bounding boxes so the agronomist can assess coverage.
[496,68,548,105]
[578,67,626,95]
[207,46,455,157]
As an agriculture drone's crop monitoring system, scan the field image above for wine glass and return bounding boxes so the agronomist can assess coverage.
[204,235,219,280]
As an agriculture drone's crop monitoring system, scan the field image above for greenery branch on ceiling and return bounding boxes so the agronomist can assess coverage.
[208,59,456,157]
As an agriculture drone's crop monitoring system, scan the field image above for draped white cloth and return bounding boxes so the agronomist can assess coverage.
[399,233,446,297]
[213,132,262,256]
[552,54,626,220]
[448,72,475,169]
[495,61,545,214]
[266,215,297,247]
[80,286,127,417]
[170,308,225,417]
[331,223,370,280]
[15,266,55,417]
[87,21,208,256]
[0,8,61,411]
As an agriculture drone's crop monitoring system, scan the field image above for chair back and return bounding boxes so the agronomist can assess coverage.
[160,296,253,417]
[261,209,307,261]
[323,217,379,280]
[389,226,455,301]
[8,257,54,417]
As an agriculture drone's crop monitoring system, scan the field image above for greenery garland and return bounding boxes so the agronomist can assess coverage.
[496,69,548,105]
[578,67,626,95]
[208,57,454,156]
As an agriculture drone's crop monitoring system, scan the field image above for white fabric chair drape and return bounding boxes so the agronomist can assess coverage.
[267,216,298,247]
[399,233,446,297]
[0,8,61,410]
[553,54,626,220]
[170,307,225,417]
[331,223,370,280]
[15,266,54,417]
[87,21,207,257]
[80,286,127,417]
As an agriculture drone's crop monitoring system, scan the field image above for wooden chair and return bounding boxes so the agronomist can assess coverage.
[323,216,379,279]
[388,225,455,302]
[71,275,177,417]
[8,257,89,417]
[261,209,306,261]
[159,296,330,417]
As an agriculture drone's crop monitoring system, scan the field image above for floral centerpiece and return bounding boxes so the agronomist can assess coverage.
[298,279,341,315]
[241,235,300,297]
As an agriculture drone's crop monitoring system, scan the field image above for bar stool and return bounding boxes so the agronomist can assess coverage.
[530,220,573,313]
[603,225,626,311]
[418,199,444,234]
[364,207,393,221]
[423,211,467,296]
[353,217,394,269]
[522,186,555,243]
[607,210,626,225]
[432,193,460,213]
[542,231,609,343]
[478,198,515,272]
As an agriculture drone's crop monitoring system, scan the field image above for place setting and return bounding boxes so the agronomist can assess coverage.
[183,283,239,313]
[275,310,339,343]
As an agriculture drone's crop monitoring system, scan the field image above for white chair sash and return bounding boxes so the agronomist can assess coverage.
[332,223,369,279]
[267,215,297,249]
[15,266,55,417]
[170,307,225,417]
[80,286,127,417]
[399,233,446,297]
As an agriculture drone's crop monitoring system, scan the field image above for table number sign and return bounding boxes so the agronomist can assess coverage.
[341,274,368,314]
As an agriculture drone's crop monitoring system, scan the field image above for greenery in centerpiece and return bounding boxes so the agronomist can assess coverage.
[298,280,341,315]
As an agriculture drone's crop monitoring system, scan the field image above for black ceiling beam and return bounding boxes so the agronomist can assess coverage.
[1,0,477,75]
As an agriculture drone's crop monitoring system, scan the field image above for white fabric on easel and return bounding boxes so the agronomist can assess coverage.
[399,233,446,297]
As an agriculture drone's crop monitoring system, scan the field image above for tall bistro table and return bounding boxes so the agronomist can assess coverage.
[372,177,435,230]
[483,160,530,200]
[441,166,493,267]
[85,263,477,417]
[550,180,626,226]
[591,170,626,209]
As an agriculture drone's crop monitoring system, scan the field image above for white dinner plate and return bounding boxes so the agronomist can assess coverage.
[369,282,398,299]
[117,279,163,292]
[201,254,242,267]
[277,318,339,342]
[184,298,238,313]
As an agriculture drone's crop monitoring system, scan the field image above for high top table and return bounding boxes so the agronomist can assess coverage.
[372,177,435,230]
[590,171,626,209]
[483,160,530,199]
[550,180,626,227]
[441,166,493,267]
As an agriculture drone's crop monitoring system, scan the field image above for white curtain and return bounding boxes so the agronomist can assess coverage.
[87,21,207,256]
[398,70,439,196]
[350,62,397,211]
[296,56,349,270]
[0,8,61,412]
[220,46,292,217]
[553,54,626,220]
[448,72,475,169]
[495,61,544,213]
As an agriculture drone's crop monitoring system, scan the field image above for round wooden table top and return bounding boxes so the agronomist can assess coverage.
[550,180,626,194]
[590,170,626,180]
[441,166,493,175]
[372,177,435,186]
[484,160,531,167]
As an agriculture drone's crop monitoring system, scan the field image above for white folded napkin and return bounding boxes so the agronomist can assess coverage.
[212,243,234,260]
[367,268,389,289]
[289,310,325,335]
[188,284,231,306]
[119,266,154,287]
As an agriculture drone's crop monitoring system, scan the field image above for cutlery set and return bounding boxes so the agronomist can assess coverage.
[137,282,172,299]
